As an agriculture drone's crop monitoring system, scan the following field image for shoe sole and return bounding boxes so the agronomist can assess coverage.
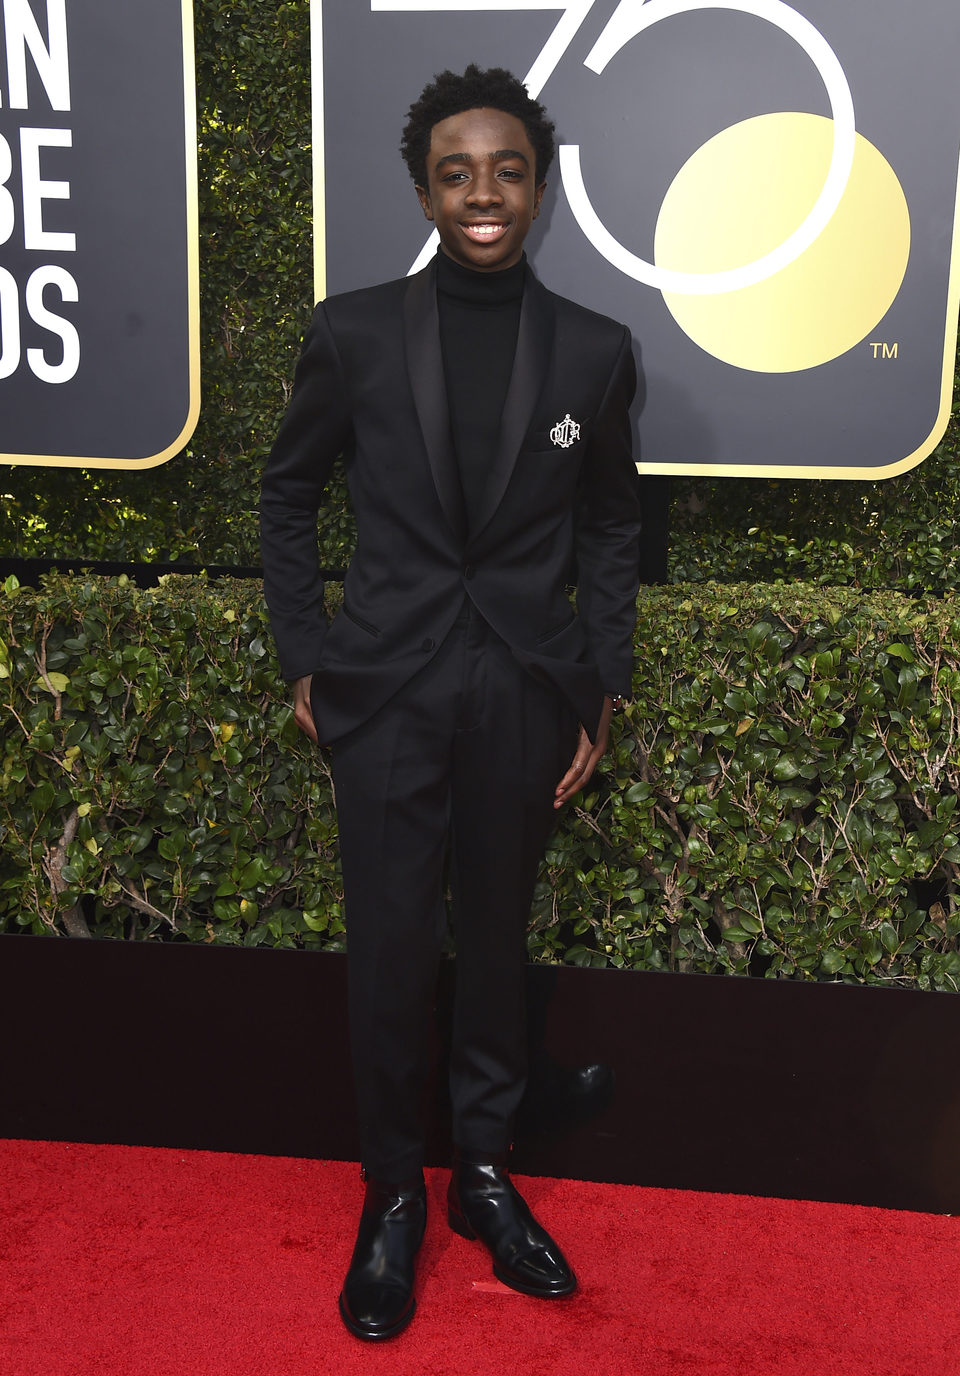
[492,1262,578,1299]
[337,1291,416,1341]
[449,1208,577,1299]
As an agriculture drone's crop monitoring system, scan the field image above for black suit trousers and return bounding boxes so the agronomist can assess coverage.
[328,604,577,1182]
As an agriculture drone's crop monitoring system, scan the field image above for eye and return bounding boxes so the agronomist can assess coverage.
[499,168,523,180]
[443,171,469,183]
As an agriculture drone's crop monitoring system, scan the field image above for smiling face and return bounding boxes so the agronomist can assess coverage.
[416,107,546,272]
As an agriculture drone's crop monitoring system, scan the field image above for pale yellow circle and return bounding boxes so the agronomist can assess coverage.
[654,112,911,372]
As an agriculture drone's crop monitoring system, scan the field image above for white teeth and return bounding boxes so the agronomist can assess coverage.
[465,224,504,237]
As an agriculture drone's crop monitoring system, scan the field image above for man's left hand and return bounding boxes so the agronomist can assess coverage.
[553,696,613,809]
[292,674,319,744]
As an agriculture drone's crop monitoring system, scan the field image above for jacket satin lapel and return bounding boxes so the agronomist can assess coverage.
[469,270,554,544]
[403,262,467,542]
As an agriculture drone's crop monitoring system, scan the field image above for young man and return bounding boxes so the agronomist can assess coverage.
[260,65,642,1340]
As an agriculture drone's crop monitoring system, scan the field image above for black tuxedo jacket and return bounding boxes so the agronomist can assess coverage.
[259,257,642,744]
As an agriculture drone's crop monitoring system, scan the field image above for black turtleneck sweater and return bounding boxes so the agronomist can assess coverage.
[436,250,525,532]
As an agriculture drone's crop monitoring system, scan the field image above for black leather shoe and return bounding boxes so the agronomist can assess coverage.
[338,1174,426,1341]
[448,1152,576,1298]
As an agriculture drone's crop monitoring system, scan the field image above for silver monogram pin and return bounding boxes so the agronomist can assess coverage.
[550,413,581,448]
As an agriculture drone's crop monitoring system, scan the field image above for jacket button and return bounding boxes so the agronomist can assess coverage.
[463,564,475,580]
[421,637,435,652]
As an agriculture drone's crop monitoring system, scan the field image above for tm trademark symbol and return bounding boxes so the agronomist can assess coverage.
[869,342,899,359]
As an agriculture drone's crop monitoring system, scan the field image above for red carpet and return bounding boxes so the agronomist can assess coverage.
[1,1140,958,1376]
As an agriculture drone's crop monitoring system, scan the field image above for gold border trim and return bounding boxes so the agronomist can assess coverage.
[2,0,202,470]
[637,147,960,482]
[311,0,326,303]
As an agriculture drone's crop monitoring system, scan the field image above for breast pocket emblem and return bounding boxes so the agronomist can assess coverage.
[550,414,581,448]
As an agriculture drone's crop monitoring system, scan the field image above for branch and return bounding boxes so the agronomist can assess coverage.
[34,658,63,721]
[119,882,177,930]
[41,807,91,938]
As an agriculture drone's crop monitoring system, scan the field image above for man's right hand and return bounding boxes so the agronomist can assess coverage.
[292,674,319,743]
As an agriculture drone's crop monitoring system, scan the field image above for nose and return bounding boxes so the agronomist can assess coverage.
[466,164,503,207]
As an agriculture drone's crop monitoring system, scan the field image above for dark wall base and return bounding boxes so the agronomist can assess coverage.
[2,934,957,1212]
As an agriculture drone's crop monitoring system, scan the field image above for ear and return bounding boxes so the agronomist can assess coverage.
[415,183,434,222]
[532,180,547,220]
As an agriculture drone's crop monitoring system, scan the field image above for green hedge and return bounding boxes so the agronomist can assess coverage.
[4,575,960,990]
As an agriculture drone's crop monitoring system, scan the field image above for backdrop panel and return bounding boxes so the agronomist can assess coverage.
[0,0,199,468]
[313,0,960,478]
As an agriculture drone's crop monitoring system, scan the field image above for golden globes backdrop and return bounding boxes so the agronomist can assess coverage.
[312,0,960,478]
[0,0,199,469]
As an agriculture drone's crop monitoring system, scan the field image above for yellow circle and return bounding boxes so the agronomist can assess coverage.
[653,112,911,372]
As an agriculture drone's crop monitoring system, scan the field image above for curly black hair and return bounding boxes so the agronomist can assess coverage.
[400,64,556,186]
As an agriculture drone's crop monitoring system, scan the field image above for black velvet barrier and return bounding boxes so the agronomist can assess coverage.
[1,934,957,1213]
